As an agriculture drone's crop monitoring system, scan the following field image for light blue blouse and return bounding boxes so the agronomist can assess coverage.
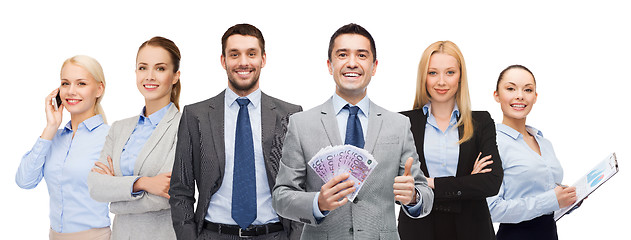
[15,115,111,233]
[120,103,172,177]
[423,102,460,178]
[487,124,563,223]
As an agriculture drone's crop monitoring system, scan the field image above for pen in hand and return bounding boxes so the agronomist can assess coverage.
[555,183,569,188]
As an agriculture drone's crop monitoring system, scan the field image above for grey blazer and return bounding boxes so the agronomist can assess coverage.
[88,104,180,240]
[169,90,303,240]
[272,98,434,240]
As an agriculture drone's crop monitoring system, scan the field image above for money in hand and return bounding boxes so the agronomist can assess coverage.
[308,145,378,201]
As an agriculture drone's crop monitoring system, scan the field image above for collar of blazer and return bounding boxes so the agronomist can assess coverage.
[319,97,384,154]
[410,108,468,177]
[111,104,180,176]
[133,103,180,175]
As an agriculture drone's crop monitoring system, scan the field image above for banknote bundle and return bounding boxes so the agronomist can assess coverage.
[308,145,378,201]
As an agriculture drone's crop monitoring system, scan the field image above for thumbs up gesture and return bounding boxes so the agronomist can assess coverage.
[394,157,417,205]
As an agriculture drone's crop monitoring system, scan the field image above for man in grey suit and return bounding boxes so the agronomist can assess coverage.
[272,23,434,240]
[169,23,303,240]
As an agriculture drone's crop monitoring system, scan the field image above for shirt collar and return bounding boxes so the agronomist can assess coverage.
[63,114,105,133]
[140,102,172,126]
[497,123,543,140]
[332,93,370,117]
[225,87,261,109]
[422,102,460,122]
[526,125,543,138]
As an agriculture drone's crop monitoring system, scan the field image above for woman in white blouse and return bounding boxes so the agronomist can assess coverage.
[486,65,577,240]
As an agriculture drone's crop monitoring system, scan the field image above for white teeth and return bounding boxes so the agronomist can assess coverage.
[67,99,80,103]
[511,104,526,108]
[238,71,250,75]
[344,73,359,77]
[145,85,158,89]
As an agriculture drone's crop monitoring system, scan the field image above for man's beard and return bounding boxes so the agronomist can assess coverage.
[228,74,259,92]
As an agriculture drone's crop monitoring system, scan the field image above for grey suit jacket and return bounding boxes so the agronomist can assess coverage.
[88,104,180,240]
[169,90,303,240]
[272,98,434,240]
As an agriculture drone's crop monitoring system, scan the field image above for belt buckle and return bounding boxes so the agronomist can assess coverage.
[239,228,254,238]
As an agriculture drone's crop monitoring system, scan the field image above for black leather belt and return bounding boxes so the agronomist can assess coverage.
[203,221,283,238]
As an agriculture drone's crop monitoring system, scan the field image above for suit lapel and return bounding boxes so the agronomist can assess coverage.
[455,122,471,177]
[208,91,226,179]
[365,101,383,154]
[260,92,279,190]
[133,104,178,175]
[115,120,137,175]
[320,98,343,146]
[413,110,430,176]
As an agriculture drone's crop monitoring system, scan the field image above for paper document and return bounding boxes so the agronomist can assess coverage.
[308,145,378,201]
[554,152,619,221]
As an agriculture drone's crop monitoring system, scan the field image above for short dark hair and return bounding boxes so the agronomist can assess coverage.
[496,64,536,91]
[221,23,265,56]
[328,23,377,62]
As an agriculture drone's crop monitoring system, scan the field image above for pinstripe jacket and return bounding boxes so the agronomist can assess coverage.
[169,90,302,240]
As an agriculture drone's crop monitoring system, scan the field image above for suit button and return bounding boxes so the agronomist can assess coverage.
[349,227,353,233]
[457,191,462,196]
[353,197,359,203]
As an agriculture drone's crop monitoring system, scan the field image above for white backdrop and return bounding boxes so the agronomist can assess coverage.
[1,0,628,238]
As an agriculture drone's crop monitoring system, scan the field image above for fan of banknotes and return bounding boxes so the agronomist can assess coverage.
[308,145,378,201]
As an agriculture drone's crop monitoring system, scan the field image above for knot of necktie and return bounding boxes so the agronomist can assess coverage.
[344,104,360,116]
[236,98,251,107]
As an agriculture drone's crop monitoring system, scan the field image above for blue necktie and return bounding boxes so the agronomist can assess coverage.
[344,104,364,148]
[232,98,257,229]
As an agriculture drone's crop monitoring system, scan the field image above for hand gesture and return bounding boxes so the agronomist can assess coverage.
[134,172,172,199]
[471,152,493,175]
[41,88,63,140]
[555,185,577,208]
[92,156,115,176]
[393,157,417,205]
[318,173,355,212]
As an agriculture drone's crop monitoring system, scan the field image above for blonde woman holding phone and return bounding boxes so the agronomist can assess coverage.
[16,55,111,240]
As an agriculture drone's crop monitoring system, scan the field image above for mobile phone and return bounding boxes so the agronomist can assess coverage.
[53,92,62,111]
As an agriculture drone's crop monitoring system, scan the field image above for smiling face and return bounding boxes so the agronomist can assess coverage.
[136,45,179,105]
[59,63,103,117]
[221,34,266,96]
[426,53,460,106]
[494,68,537,121]
[327,34,377,103]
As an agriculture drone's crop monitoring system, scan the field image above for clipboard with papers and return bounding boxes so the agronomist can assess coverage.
[554,152,619,221]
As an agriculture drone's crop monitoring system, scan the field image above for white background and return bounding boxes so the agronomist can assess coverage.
[1,0,628,238]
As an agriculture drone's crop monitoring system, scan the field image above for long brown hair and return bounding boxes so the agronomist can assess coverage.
[137,36,181,110]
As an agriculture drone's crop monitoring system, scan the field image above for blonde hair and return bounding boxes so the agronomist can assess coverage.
[61,55,107,123]
[413,41,473,144]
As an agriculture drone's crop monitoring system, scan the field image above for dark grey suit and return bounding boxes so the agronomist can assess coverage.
[169,90,302,240]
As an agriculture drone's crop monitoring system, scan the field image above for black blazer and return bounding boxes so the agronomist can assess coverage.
[398,109,503,240]
[168,90,303,240]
